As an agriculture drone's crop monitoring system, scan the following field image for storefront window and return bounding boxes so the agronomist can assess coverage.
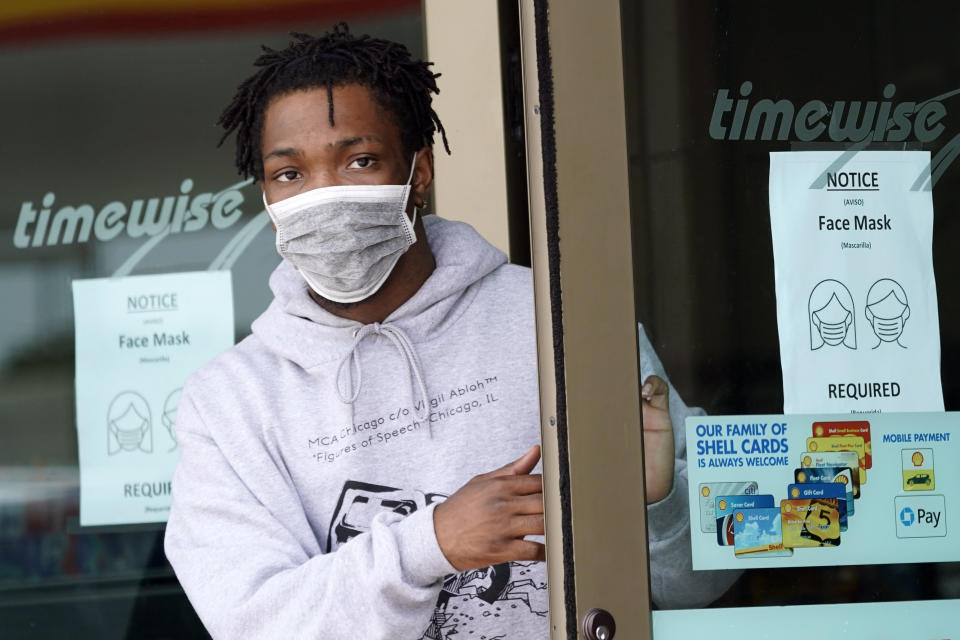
[0,3,421,636]
[621,1,960,635]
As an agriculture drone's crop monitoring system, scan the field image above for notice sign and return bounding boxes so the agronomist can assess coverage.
[687,412,957,570]
[72,271,233,525]
[768,151,943,413]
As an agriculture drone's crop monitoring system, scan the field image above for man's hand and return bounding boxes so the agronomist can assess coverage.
[433,445,545,571]
[641,375,675,503]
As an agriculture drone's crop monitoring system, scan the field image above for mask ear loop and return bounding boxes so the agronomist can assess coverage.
[262,191,286,250]
[406,150,419,185]
[261,191,276,222]
[406,151,419,227]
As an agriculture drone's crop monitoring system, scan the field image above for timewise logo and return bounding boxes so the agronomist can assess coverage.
[12,178,251,249]
[709,82,947,143]
[709,82,960,189]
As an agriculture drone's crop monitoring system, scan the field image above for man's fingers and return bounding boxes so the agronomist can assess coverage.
[508,445,541,475]
[510,514,545,536]
[641,374,668,397]
[641,374,669,410]
[482,445,541,479]
[509,539,546,563]
[511,492,545,515]
[497,474,543,496]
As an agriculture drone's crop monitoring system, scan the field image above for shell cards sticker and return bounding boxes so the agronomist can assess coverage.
[73,270,234,526]
[687,411,958,570]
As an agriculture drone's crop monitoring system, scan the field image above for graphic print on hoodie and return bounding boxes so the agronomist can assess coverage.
[327,480,548,640]
[165,216,550,639]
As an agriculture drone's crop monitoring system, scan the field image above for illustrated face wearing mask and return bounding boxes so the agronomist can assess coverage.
[107,392,153,455]
[263,153,419,304]
[865,279,910,348]
[812,293,853,347]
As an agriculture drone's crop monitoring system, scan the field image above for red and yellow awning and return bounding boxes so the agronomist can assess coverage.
[0,0,419,45]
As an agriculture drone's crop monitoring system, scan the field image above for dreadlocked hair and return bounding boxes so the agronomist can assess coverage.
[217,23,450,180]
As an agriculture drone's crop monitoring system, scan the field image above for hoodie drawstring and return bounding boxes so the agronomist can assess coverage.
[336,323,430,425]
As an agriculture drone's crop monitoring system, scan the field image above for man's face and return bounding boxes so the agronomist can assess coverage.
[259,83,429,206]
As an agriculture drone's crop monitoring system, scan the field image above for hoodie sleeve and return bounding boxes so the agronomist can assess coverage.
[638,324,741,609]
[164,390,455,640]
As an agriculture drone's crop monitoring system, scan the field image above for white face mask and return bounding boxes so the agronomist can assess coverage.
[263,154,419,304]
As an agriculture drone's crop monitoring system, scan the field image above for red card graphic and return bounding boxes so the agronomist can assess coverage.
[812,421,872,469]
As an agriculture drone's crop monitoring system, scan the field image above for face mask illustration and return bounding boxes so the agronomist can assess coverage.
[872,316,904,340]
[809,280,857,350]
[107,391,153,455]
[814,299,851,346]
[262,153,419,304]
[865,278,910,348]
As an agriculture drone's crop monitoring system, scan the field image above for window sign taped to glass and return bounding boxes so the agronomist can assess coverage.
[686,411,957,571]
[72,271,234,526]
[768,151,943,413]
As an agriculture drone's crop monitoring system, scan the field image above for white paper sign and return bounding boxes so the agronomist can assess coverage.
[768,151,943,413]
[72,270,234,526]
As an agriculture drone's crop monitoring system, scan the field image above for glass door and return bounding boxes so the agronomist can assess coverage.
[522,0,960,637]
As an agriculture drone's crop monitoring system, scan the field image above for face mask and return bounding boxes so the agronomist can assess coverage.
[872,316,904,341]
[818,318,849,346]
[115,424,147,450]
[109,403,150,453]
[263,155,419,304]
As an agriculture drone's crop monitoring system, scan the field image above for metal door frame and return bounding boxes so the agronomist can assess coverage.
[424,1,655,637]
[519,1,654,638]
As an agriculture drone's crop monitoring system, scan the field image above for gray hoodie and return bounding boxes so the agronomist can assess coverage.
[165,215,735,640]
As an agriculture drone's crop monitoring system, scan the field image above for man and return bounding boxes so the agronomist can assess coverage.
[165,25,735,640]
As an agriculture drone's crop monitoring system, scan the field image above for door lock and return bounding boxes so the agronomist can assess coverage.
[581,607,616,640]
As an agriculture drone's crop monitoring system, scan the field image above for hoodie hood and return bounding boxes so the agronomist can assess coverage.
[251,215,507,371]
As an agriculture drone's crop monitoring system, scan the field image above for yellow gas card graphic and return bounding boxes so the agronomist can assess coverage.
[806,436,866,484]
[781,499,842,548]
[812,421,872,468]
[901,447,935,491]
